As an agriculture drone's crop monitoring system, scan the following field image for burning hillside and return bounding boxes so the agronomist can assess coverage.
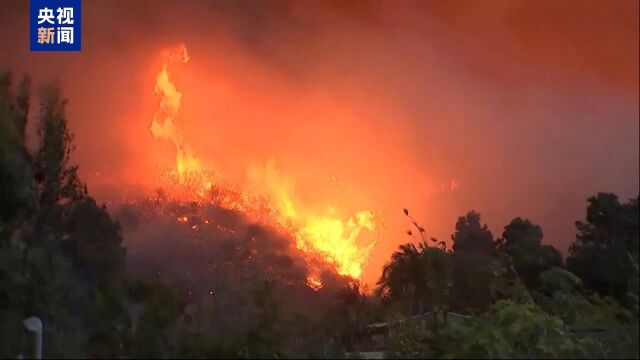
[120,44,381,289]
[112,194,354,297]
[107,194,364,356]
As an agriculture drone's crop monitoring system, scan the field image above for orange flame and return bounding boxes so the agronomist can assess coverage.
[150,44,210,190]
[297,210,375,278]
[151,44,378,280]
[306,276,323,291]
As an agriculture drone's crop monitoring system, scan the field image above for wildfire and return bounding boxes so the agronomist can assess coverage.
[306,276,323,292]
[151,44,378,284]
[150,44,211,191]
[297,210,375,278]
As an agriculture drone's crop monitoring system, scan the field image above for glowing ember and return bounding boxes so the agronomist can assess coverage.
[151,44,378,279]
[306,276,323,291]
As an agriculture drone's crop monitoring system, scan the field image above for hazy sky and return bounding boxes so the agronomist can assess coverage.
[1,0,638,284]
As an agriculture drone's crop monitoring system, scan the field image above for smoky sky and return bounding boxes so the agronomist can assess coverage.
[1,0,638,284]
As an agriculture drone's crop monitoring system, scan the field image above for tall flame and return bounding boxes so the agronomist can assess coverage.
[151,44,377,281]
[150,45,208,188]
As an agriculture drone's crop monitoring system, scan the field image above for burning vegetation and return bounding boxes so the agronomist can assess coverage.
[1,1,638,357]
[1,68,638,359]
[146,44,379,285]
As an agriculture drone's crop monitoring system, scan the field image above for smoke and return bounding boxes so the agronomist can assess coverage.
[1,0,637,284]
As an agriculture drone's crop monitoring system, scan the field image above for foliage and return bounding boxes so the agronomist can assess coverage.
[488,253,534,305]
[126,281,188,358]
[376,242,438,314]
[567,193,639,302]
[538,266,584,295]
[451,211,495,255]
[534,267,639,358]
[33,85,86,211]
[377,211,452,316]
[0,72,128,358]
[1,71,639,359]
[497,217,563,288]
[450,211,496,311]
[0,73,37,224]
[62,197,126,284]
[387,300,590,359]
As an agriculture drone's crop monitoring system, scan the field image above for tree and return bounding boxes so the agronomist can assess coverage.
[451,211,495,255]
[376,209,453,316]
[0,73,37,224]
[62,197,126,285]
[376,240,451,315]
[497,217,562,288]
[377,242,427,313]
[33,85,86,216]
[567,193,639,301]
[450,211,496,311]
[534,266,639,358]
[127,281,187,358]
[0,74,129,357]
[331,282,370,351]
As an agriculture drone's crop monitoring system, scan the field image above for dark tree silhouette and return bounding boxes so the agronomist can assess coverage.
[451,211,496,311]
[451,211,495,256]
[377,241,428,313]
[0,74,128,357]
[567,193,639,301]
[497,217,562,288]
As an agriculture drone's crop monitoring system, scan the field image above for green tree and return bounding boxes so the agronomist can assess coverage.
[534,266,639,358]
[386,300,590,359]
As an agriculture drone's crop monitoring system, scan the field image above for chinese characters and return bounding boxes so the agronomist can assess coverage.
[36,7,74,44]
